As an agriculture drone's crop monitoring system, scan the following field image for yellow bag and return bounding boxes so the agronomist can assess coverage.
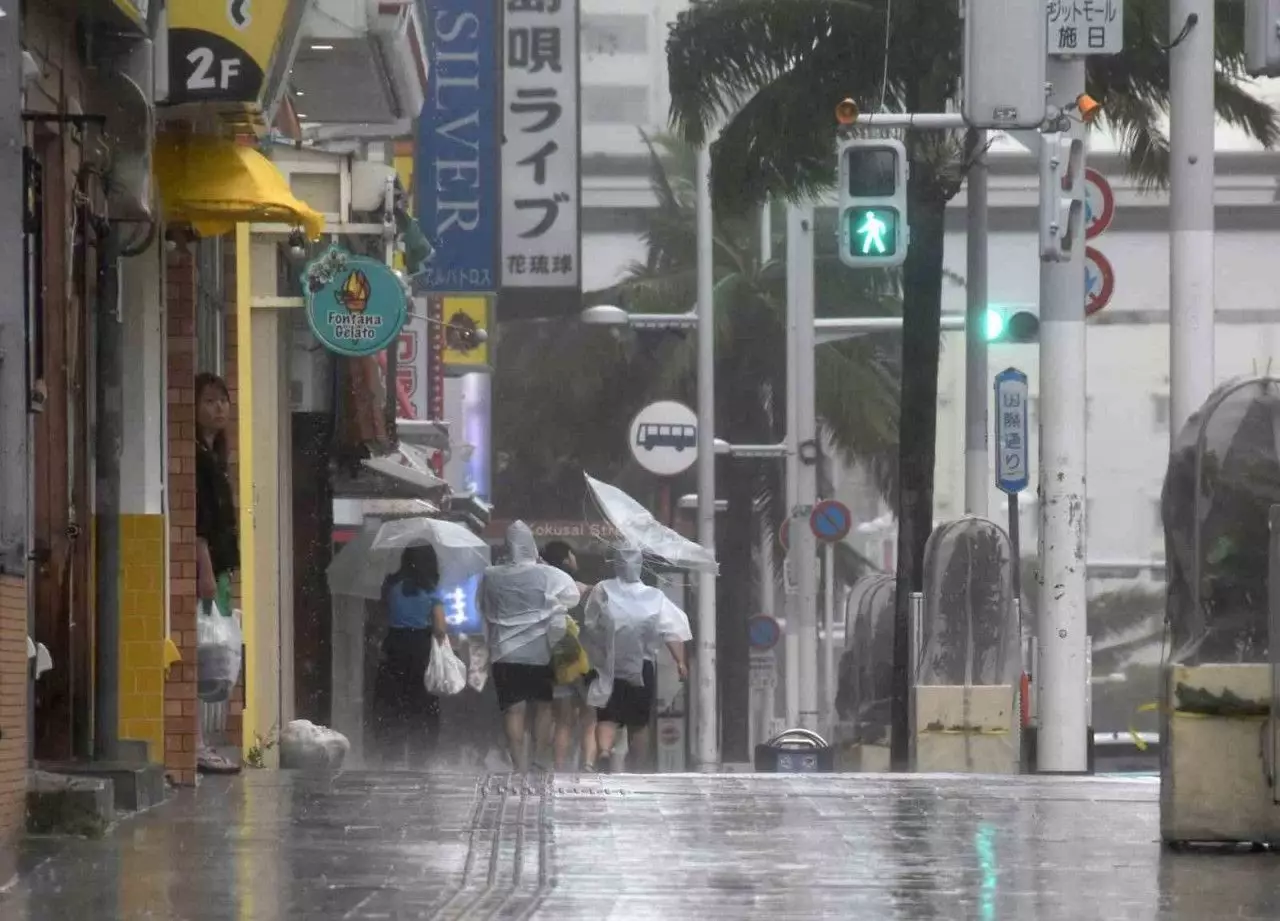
[552,617,591,685]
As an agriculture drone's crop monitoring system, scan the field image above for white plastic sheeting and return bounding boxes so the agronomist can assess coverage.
[582,548,692,708]
[480,521,580,663]
[1163,376,1280,664]
[584,473,717,574]
[919,517,1018,687]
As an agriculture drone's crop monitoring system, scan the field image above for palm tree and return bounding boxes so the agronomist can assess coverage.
[664,0,1279,765]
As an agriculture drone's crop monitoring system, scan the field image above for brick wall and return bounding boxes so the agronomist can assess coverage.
[165,249,199,786]
[0,576,28,846]
[165,240,245,785]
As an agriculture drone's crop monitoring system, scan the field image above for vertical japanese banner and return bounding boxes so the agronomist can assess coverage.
[418,0,502,295]
[501,0,582,319]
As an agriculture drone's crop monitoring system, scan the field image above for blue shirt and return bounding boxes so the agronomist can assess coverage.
[386,579,443,630]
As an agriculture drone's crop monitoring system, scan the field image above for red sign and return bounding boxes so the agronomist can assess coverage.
[1084,168,1115,240]
[1085,246,1116,317]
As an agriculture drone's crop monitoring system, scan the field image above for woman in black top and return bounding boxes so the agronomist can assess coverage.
[195,372,241,775]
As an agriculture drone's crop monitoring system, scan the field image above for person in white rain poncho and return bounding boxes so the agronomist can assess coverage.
[582,548,691,772]
[480,521,581,771]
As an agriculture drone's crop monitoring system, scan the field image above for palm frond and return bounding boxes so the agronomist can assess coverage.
[666,0,882,144]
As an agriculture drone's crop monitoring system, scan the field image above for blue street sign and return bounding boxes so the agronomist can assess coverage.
[748,615,781,651]
[416,0,500,294]
[809,499,852,543]
[994,367,1030,494]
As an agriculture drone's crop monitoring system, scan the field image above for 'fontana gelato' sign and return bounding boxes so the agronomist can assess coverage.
[303,247,408,357]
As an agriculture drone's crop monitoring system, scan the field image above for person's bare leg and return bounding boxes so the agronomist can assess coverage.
[531,701,555,770]
[580,704,598,769]
[595,720,618,770]
[628,726,651,773]
[503,702,529,772]
[553,697,577,770]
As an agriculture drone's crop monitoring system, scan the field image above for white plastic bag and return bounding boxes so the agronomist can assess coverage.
[279,719,350,771]
[424,636,466,696]
[197,601,243,703]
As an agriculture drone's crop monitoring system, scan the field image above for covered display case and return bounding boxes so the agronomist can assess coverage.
[1160,377,1280,846]
[914,517,1020,773]
[834,573,895,771]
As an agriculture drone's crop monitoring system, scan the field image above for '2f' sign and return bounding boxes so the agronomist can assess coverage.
[186,48,243,92]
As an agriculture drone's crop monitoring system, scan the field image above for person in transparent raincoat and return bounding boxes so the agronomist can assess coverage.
[582,548,691,772]
[480,521,581,771]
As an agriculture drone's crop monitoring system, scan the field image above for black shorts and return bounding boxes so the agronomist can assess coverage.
[596,678,654,730]
[491,661,555,711]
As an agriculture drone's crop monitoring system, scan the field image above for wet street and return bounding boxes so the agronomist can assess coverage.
[1,771,1276,920]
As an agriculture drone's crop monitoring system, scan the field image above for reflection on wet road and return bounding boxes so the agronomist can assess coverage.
[1,772,1276,919]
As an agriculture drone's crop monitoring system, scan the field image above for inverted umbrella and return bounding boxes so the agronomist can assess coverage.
[584,473,718,574]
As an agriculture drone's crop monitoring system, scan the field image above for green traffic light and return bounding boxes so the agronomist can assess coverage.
[985,309,1006,341]
[846,207,898,258]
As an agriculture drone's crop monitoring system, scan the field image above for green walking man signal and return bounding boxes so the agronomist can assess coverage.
[837,138,908,268]
[850,208,897,257]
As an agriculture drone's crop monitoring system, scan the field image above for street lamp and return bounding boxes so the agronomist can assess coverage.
[581,304,698,330]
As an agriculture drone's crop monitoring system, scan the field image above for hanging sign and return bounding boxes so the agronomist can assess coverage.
[302,248,408,357]
[165,0,291,106]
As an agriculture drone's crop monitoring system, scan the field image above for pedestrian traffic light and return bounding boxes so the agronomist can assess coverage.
[837,137,908,269]
[1245,0,1280,77]
[1039,133,1085,263]
[985,307,1039,343]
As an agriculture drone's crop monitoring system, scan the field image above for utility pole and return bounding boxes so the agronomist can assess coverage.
[1036,55,1089,773]
[782,233,800,728]
[693,142,719,770]
[1169,1,1215,435]
[94,232,122,761]
[964,131,989,516]
[786,204,819,731]
[0,3,27,583]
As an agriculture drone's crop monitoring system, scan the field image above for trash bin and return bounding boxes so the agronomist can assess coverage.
[754,728,835,773]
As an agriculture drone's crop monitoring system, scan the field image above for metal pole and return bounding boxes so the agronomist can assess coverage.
[1037,55,1089,773]
[822,542,835,730]
[693,142,719,770]
[94,232,122,761]
[965,133,989,516]
[0,0,28,582]
[1169,0,1215,436]
[783,231,800,728]
[787,204,820,731]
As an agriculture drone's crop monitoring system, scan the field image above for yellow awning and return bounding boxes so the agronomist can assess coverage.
[153,134,325,240]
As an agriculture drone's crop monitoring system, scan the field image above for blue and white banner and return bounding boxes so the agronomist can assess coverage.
[417,0,501,294]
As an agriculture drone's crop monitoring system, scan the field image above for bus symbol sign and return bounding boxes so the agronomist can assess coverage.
[628,401,699,477]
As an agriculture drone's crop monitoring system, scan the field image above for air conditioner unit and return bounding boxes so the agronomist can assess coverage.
[372,0,427,121]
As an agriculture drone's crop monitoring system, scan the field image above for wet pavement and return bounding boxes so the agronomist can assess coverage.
[1,771,1276,919]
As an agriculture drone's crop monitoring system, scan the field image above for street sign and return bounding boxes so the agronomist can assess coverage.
[1085,246,1116,316]
[1048,0,1124,56]
[1084,168,1115,239]
[748,615,782,651]
[749,651,778,690]
[628,400,698,477]
[994,368,1030,494]
[809,499,852,543]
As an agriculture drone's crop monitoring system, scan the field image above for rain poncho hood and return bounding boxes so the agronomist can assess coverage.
[582,550,692,708]
[480,521,580,663]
